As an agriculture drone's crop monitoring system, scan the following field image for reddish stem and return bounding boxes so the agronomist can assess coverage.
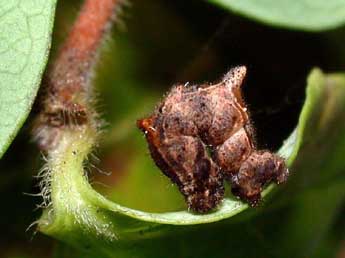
[49,0,119,104]
[34,0,121,151]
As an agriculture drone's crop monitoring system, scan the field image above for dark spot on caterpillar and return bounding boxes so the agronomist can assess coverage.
[137,66,289,213]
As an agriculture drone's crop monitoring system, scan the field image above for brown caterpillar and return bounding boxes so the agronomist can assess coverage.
[137,66,289,213]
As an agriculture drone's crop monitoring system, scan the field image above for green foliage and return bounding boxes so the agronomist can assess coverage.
[208,0,345,31]
[0,0,56,158]
[38,69,345,257]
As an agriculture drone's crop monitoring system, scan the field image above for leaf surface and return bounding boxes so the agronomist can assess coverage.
[0,0,57,158]
[208,0,345,31]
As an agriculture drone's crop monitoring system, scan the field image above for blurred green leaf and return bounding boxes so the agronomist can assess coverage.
[208,0,345,31]
[38,68,345,257]
[284,69,345,193]
[0,0,57,158]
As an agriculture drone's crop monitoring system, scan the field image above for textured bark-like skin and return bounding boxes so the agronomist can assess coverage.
[34,0,120,151]
[138,66,289,213]
[231,151,288,205]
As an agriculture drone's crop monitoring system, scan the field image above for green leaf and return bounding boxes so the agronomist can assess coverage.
[0,0,57,158]
[208,0,345,31]
[39,68,345,257]
[284,69,345,192]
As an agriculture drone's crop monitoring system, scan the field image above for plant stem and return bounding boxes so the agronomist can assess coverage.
[34,0,121,151]
[32,0,122,228]
[49,0,120,103]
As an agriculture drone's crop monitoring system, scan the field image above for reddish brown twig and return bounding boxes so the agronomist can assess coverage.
[34,0,122,151]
